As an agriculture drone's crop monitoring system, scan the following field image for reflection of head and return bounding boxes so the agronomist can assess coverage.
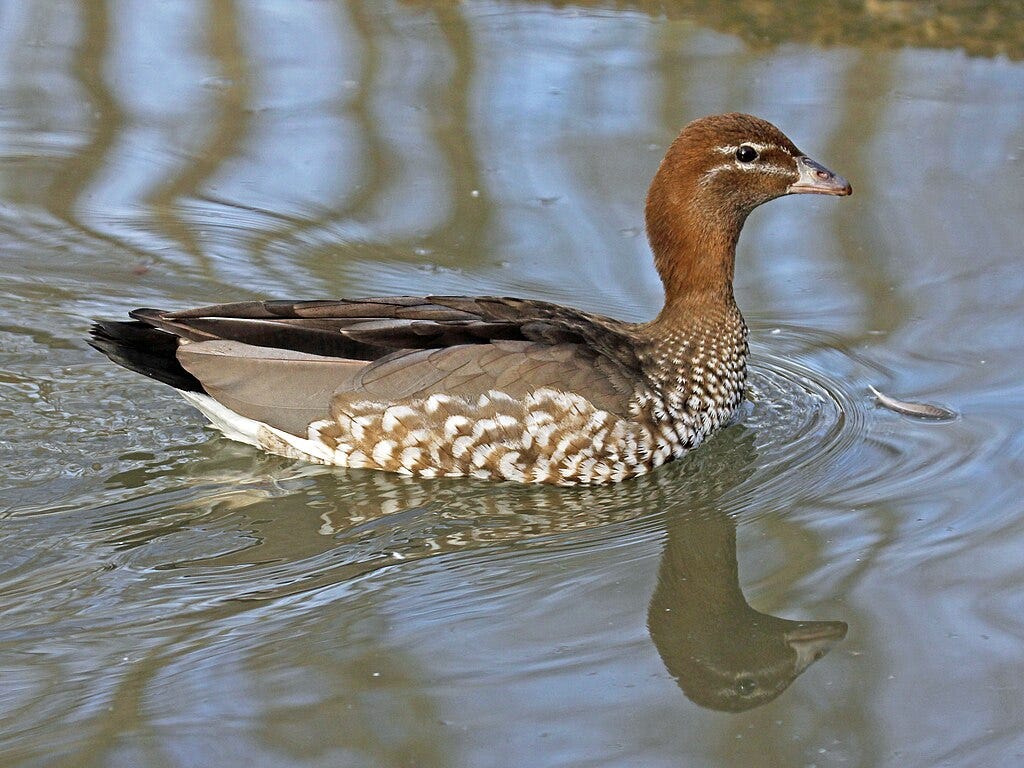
[647,507,846,712]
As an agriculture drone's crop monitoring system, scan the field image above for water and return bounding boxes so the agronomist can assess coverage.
[2,1,1024,766]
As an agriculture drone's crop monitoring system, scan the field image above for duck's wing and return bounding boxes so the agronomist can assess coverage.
[153,296,641,362]
[93,296,645,436]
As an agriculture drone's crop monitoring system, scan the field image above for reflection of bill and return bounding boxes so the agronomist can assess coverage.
[648,506,846,712]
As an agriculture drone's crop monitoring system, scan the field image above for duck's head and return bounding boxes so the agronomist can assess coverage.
[646,113,850,297]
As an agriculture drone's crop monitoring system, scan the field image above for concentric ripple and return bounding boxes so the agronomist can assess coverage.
[724,324,873,519]
[723,322,978,525]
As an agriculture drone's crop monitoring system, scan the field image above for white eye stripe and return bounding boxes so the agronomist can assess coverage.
[712,143,790,155]
[699,162,795,185]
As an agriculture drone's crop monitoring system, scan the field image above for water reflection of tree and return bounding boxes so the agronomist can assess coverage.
[826,51,908,336]
[240,0,392,279]
[262,0,496,290]
[44,0,143,258]
[146,0,250,275]
[17,0,1022,295]
[467,0,1024,60]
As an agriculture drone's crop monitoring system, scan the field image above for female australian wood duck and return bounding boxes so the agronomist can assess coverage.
[91,113,850,485]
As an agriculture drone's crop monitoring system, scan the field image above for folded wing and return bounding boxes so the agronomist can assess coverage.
[93,296,645,437]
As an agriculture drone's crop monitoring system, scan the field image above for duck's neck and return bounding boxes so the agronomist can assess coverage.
[645,191,747,327]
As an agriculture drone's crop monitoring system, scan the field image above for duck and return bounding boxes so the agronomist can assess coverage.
[91,113,851,486]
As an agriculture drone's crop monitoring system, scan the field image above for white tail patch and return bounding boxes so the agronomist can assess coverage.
[179,392,264,447]
[178,391,333,463]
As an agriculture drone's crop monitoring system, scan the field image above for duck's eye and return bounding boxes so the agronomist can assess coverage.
[735,678,757,696]
[736,145,759,163]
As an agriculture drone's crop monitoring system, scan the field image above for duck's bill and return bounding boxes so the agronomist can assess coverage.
[787,156,852,196]
[785,621,849,673]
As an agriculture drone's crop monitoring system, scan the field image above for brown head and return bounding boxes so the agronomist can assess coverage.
[646,113,850,307]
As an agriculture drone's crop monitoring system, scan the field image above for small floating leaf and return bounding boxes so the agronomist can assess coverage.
[869,386,956,421]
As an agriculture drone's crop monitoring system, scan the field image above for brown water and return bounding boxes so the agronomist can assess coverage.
[2,1,1024,766]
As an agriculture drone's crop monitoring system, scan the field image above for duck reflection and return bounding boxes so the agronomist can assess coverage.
[648,506,846,712]
[104,426,846,713]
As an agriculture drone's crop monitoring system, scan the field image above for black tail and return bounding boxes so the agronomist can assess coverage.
[89,320,204,392]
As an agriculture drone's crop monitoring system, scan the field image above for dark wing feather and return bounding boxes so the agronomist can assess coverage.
[89,320,203,391]
[154,295,643,370]
[94,296,646,427]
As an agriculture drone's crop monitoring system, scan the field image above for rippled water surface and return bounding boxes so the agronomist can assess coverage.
[2,2,1024,766]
